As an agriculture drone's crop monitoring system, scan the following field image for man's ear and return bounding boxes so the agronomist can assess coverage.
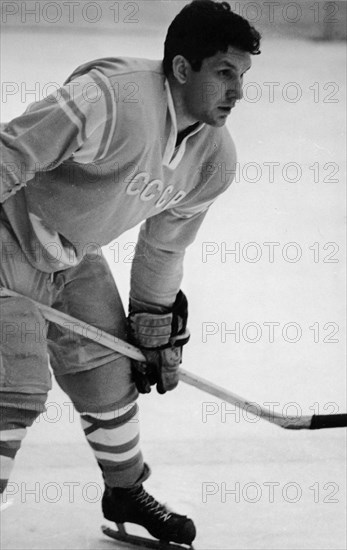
[171,55,191,84]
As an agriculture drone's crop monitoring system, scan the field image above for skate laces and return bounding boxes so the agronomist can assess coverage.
[132,486,172,522]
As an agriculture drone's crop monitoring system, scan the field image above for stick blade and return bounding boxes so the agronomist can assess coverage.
[310,413,347,430]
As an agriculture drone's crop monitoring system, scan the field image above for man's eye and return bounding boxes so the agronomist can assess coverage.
[219,70,230,77]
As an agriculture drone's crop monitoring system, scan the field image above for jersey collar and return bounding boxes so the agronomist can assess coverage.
[163,80,204,169]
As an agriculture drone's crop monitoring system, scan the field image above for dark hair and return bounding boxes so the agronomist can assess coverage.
[163,0,261,76]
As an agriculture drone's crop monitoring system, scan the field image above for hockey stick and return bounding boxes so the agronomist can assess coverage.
[1,287,346,430]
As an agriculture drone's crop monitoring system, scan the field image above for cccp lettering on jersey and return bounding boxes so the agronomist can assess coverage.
[126,171,187,209]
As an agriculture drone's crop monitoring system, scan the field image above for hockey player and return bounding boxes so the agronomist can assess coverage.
[0,1,261,547]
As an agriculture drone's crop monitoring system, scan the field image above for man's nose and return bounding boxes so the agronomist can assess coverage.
[226,79,243,101]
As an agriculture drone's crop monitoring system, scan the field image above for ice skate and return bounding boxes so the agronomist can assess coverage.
[101,484,196,549]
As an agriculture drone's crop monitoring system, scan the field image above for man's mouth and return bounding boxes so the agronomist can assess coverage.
[217,105,234,116]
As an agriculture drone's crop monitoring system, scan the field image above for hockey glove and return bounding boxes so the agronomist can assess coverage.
[128,290,190,394]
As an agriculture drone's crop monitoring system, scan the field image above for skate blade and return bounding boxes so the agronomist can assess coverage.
[101,525,195,549]
[0,498,14,512]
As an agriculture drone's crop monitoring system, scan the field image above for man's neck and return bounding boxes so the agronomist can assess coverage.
[167,75,199,133]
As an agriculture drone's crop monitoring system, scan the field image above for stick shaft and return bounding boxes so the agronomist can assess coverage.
[0,288,298,427]
[0,288,145,362]
[179,369,315,429]
[1,287,345,430]
[179,369,289,425]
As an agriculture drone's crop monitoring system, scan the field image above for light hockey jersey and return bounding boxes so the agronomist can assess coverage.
[0,57,237,308]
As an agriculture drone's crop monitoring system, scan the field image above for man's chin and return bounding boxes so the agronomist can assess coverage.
[203,115,227,128]
[209,117,227,128]
[216,118,227,127]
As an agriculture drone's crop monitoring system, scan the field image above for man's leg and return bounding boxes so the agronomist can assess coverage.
[55,365,148,488]
[0,216,52,493]
[48,252,196,545]
[48,252,147,488]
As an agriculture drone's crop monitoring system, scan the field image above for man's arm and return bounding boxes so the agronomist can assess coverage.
[0,73,112,203]
[130,206,210,313]
[128,130,236,393]
[128,205,209,393]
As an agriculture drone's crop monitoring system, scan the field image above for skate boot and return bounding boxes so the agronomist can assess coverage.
[101,484,196,549]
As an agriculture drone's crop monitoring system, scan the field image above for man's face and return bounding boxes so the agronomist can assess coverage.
[182,46,252,127]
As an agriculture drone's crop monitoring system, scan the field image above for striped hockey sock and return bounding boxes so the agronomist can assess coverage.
[0,407,39,493]
[0,428,26,493]
[80,401,145,488]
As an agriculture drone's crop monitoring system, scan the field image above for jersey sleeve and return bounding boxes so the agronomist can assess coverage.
[130,129,237,313]
[129,207,209,313]
[0,72,116,203]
